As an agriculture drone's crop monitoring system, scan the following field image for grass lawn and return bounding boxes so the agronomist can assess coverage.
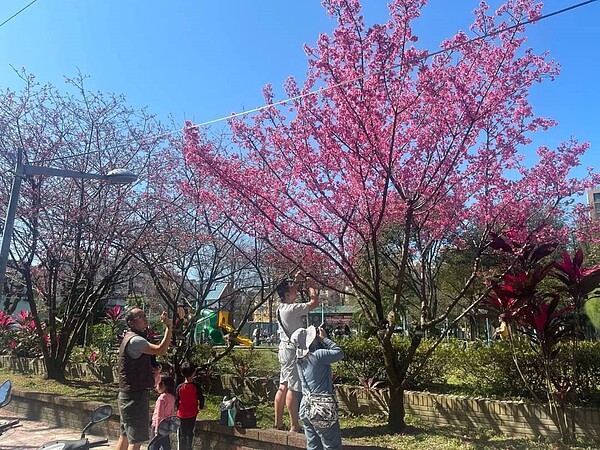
[1,369,597,449]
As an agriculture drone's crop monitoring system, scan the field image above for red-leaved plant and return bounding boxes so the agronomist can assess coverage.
[482,235,600,441]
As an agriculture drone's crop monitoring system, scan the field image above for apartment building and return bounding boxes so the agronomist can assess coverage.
[587,189,600,220]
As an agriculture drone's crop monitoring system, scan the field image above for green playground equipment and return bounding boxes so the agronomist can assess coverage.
[195,308,226,344]
[194,308,253,346]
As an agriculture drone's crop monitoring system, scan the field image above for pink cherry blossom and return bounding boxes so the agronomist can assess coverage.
[182,0,599,431]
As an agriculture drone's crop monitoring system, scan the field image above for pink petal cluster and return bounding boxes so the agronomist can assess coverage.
[182,0,597,280]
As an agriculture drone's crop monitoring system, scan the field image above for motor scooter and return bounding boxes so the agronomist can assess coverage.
[0,379,21,436]
[36,406,180,450]
[37,404,112,450]
[148,416,180,450]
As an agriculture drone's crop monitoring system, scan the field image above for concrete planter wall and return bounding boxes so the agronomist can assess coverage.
[0,355,46,375]
[0,355,118,384]
[2,387,373,450]
[2,355,600,440]
[212,374,278,402]
[335,384,600,440]
[335,384,389,415]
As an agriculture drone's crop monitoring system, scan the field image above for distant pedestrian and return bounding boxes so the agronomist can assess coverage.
[253,327,261,346]
[149,374,176,450]
[175,362,205,450]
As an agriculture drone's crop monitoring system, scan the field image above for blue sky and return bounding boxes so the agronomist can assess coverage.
[0,0,598,180]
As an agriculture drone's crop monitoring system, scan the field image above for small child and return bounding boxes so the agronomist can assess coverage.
[149,374,176,450]
[175,362,205,450]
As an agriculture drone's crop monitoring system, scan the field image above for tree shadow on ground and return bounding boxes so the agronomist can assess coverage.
[56,378,119,403]
[342,422,595,450]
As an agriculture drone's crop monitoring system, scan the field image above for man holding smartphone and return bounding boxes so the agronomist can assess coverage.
[115,309,173,450]
[274,272,320,432]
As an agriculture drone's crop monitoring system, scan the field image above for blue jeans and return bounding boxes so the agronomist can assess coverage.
[301,416,342,450]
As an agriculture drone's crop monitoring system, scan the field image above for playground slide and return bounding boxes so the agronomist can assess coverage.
[195,317,225,344]
[235,335,254,346]
[220,321,253,346]
[195,308,254,346]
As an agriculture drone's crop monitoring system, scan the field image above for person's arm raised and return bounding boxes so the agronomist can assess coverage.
[305,277,321,311]
[144,311,173,356]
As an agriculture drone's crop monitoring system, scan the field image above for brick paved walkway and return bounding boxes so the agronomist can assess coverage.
[0,416,112,450]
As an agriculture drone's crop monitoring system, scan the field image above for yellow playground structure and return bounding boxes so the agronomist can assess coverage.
[194,309,253,346]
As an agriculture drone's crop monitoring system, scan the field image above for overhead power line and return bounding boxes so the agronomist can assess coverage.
[184,0,599,130]
[0,0,38,29]
[29,0,600,162]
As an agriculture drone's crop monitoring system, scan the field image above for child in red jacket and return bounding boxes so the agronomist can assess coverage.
[175,362,205,450]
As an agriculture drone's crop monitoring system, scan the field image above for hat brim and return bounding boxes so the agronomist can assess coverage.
[296,325,317,359]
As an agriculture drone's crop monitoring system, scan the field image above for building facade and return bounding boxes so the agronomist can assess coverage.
[587,189,600,220]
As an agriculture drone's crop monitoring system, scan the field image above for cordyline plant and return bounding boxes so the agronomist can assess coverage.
[182,0,600,431]
[482,237,600,441]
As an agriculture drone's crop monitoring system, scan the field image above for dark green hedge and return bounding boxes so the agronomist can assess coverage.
[334,336,600,404]
[184,337,600,405]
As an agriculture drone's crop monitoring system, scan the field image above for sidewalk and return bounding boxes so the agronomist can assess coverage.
[0,416,168,450]
[0,416,107,450]
[0,416,84,449]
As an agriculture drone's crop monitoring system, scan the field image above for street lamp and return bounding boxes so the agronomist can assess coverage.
[0,148,138,297]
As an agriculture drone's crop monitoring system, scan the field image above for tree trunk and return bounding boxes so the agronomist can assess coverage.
[380,335,412,432]
[44,357,66,381]
[387,382,406,431]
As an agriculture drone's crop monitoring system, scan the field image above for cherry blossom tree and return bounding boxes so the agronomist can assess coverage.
[0,71,167,380]
[131,138,287,376]
[183,0,599,430]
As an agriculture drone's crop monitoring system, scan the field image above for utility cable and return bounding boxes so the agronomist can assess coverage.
[0,0,38,29]
[28,0,599,162]
[185,0,599,130]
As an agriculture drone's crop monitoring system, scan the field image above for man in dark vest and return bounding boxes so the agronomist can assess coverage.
[114,308,173,450]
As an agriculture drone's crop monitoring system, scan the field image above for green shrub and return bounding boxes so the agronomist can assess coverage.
[397,337,453,390]
[186,342,216,367]
[566,341,600,403]
[445,339,600,404]
[334,336,452,389]
[213,347,279,379]
[335,336,386,384]
[87,323,120,366]
[447,339,535,398]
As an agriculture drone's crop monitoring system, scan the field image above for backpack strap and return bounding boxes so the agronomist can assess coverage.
[277,309,293,340]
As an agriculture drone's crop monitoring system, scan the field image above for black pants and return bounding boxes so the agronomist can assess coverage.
[178,416,196,450]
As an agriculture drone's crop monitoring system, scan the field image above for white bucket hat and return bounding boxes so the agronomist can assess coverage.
[290,325,317,359]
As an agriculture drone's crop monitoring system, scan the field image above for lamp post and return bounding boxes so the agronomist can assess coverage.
[320,291,327,327]
[0,148,137,298]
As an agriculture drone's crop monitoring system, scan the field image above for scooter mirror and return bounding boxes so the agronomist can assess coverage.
[0,380,11,407]
[91,405,113,423]
[157,416,181,435]
[79,404,112,438]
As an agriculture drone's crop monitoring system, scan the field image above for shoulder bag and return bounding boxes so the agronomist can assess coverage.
[298,360,338,429]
